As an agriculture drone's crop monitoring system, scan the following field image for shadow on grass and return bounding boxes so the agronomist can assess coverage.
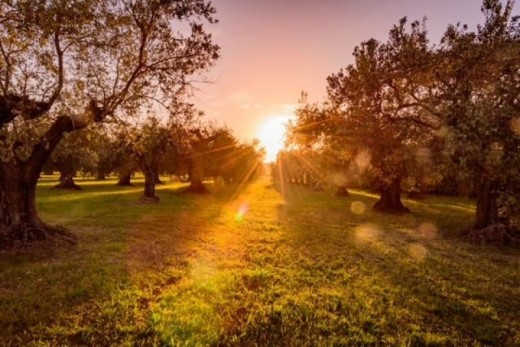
[273,180,475,236]
[0,179,229,345]
[263,182,520,345]
[2,177,518,345]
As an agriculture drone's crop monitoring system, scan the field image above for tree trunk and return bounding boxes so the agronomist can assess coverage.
[373,178,410,214]
[0,104,99,248]
[336,186,350,197]
[42,167,54,175]
[96,168,107,180]
[139,169,159,204]
[117,171,133,186]
[0,161,75,248]
[185,154,208,194]
[55,175,82,190]
[474,173,500,230]
[54,157,81,190]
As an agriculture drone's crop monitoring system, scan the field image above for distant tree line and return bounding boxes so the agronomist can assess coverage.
[47,111,264,202]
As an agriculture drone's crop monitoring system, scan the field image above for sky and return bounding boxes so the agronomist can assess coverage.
[191,0,517,161]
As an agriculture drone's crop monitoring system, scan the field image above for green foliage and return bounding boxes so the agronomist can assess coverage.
[434,0,520,223]
[181,123,265,187]
[121,117,174,168]
[51,126,98,176]
[216,139,265,185]
[0,0,221,242]
[287,0,520,227]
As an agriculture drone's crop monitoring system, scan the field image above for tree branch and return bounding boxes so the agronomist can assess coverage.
[47,26,64,107]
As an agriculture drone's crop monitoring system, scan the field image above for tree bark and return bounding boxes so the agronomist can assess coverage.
[117,171,133,186]
[55,175,82,190]
[0,163,43,246]
[139,169,159,204]
[0,159,75,247]
[185,154,208,194]
[373,178,410,214]
[54,156,81,190]
[96,168,107,180]
[0,115,86,248]
[474,172,500,230]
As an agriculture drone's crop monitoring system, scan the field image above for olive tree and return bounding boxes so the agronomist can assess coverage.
[323,19,436,213]
[433,0,520,234]
[0,0,219,247]
[51,128,97,190]
[120,117,175,203]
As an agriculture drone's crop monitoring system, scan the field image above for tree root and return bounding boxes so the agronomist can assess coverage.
[139,196,160,204]
[54,181,82,190]
[467,224,520,246]
[0,222,77,250]
[117,181,133,187]
[184,184,209,194]
[373,201,410,214]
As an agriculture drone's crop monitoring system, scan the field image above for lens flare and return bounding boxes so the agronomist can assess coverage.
[235,203,249,221]
[408,243,428,262]
[418,222,438,240]
[510,117,520,135]
[351,201,366,215]
[354,223,381,243]
[355,150,371,169]
[416,147,431,165]
[435,126,450,138]
[332,173,348,187]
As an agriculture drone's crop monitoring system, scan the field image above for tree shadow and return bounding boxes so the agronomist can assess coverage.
[270,185,520,345]
[0,179,227,345]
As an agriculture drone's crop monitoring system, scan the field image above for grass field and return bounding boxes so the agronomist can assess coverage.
[1,176,520,346]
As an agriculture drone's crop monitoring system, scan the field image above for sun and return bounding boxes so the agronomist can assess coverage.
[257,115,292,163]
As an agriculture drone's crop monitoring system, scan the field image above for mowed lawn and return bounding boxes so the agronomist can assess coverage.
[1,176,520,346]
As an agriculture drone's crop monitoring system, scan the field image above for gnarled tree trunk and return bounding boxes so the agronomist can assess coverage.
[474,172,500,230]
[134,148,166,204]
[96,172,106,180]
[140,168,159,204]
[54,155,81,190]
[373,178,409,214]
[185,153,208,194]
[0,116,81,248]
[117,171,133,186]
[96,166,107,180]
[466,172,520,246]
[0,163,45,246]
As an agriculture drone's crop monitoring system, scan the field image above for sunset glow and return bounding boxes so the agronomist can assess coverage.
[195,0,491,143]
[3,0,520,344]
[257,115,293,162]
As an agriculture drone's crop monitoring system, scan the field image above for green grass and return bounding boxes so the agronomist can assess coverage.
[1,176,519,346]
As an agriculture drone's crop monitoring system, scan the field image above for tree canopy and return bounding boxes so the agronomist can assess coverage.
[0,0,220,247]
[284,0,520,240]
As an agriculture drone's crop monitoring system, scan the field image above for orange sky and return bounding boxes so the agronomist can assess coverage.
[191,0,517,160]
